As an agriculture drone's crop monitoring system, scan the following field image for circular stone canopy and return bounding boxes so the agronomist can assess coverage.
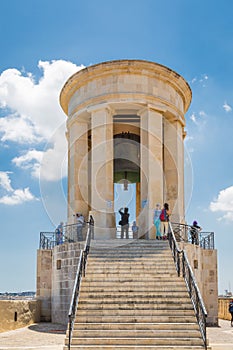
[60,59,192,117]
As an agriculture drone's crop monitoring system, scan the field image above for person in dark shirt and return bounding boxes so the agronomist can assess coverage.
[229,299,233,327]
[119,207,130,239]
[190,220,202,245]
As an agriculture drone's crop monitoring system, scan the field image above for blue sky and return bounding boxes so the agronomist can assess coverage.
[0,0,233,295]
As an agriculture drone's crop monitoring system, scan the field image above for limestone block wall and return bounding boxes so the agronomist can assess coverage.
[218,298,233,320]
[51,242,83,324]
[181,243,218,326]
[36,250,52,321]
[0,300,40,333]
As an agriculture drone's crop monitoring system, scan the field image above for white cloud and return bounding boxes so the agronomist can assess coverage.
[0,171,13,192]
[190,113,197,124]
[0,60,85,181]
[0,113,41,143]
[12,125,68,181]
[223,102,232,113]
[0,171,37,205]
[210,186,233,221]
[189,110,207,126]
[0,188,36,205]
[190,74,208,87]
[199,110,206,117]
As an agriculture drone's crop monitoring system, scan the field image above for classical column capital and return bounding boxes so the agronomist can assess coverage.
[87,103,115,116]
[138,104,166,117]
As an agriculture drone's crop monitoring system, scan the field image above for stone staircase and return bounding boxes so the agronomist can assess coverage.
[64,239,208,349]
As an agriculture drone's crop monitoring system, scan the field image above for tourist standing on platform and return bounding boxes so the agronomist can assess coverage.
[229,299,233,327]
[119,207,130,239]
[153,203,162,240]
[132,221,139,239]
[160,203,170,239]
[55,222,63,245]
[76,213,84,241]
[190,220,202,245]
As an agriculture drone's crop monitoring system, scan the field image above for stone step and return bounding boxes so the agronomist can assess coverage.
[78,297,191,304]
[89,247,173,252]
[80,286,188,292]
[82,278,183,284]
[86,262,176,268]
[82,279,186,292]
[77,303,194,310]
[64,346,205,349]
[90,244,169,249]
[76,309,195,316]
[86,267,177,272]
[84,273,178,279]
[89,249,170,255]
[85,269,177,274]
[70,329,202,338]
[88,258,174,262]
[79,291,190,298]
[73,322,199,331]
[88,257,173,261]
[90,240,169,246]
[74,315,198,323]
[89,249,171,253]
[65,337,204,346]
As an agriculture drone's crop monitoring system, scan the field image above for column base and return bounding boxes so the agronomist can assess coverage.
[89,211,116,239]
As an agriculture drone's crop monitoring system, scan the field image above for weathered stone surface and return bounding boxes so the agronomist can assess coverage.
[0,300,40,332]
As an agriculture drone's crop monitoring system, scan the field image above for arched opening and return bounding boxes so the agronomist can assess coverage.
[113,131,140,236]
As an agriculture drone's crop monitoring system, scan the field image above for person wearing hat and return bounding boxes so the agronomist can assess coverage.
[190,220,202,245]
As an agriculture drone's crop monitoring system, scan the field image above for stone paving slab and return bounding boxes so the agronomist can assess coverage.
[207,319,233,349]
[0,323,66,350]
[0,319,232,350]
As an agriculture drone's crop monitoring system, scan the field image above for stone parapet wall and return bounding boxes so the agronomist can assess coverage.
[180,243,218,326]
[36,249,52,321]
[51,242,83,324]
[219,298,233,321]
[0,300,40,333]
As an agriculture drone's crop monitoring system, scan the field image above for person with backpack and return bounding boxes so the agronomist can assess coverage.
[160,203,170,239]
[229,299,233,327]
[119,207,130,239]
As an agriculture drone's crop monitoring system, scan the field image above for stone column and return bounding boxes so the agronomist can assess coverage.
[140,107,163,238]
[163,118,185,222]
[90,105,115,238]
[67,119,89,223]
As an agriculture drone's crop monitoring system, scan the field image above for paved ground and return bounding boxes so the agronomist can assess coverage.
[0,319,232,350]
[208,319,233,350]
[0,323,66,350]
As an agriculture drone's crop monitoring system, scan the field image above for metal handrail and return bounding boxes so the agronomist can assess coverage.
[39,219,94,249]
[168,222,207,349]
[67,216,93,350]
[171,222,215,249]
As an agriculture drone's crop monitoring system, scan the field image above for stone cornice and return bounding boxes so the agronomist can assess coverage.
[60,60,192,115]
